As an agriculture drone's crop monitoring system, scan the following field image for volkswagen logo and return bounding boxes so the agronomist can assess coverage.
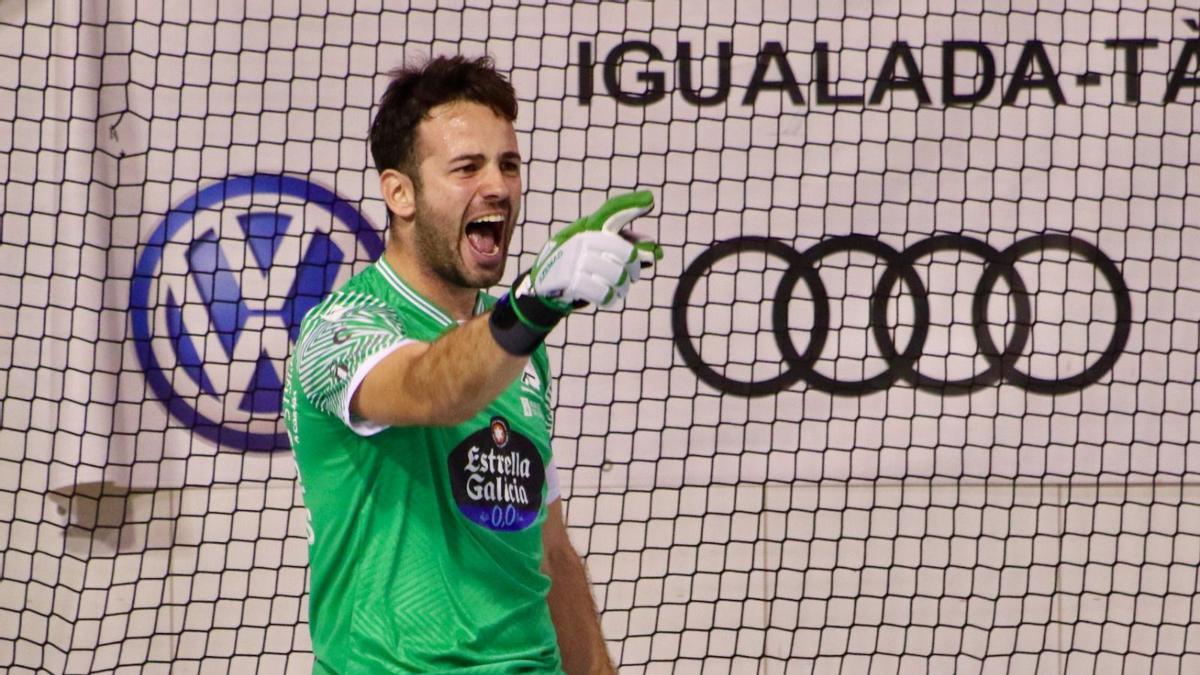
[130,174,384,450]
[672,233,1131,397]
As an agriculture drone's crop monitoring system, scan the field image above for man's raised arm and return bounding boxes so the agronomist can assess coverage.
[352,191,662,428]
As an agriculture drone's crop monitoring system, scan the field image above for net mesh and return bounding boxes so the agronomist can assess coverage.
[2,0,1199,673]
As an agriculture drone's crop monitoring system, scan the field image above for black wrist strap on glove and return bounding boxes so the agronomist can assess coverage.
[489,274,570,356]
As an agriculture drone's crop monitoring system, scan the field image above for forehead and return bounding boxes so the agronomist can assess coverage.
[415,100,518,160]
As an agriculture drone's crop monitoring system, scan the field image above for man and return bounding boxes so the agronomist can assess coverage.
[282,55,661,674]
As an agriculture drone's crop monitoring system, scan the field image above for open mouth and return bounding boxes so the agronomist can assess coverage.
[465,214,506,257]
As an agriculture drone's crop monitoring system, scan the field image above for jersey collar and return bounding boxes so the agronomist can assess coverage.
[375,258,486,327]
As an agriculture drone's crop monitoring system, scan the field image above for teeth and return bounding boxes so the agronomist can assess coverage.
[471,214,505,224]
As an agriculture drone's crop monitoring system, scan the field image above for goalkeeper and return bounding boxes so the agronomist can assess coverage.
[282,55,661,674]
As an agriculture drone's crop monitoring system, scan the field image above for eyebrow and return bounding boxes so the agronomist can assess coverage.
[449,151,523,164]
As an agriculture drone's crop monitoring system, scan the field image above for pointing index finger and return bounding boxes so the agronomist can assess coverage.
[594,190,655,234]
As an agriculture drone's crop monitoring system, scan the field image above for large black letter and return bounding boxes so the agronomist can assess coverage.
[578,41,594,103]
[1002,41,1066,105]
[743,41,804,105]
[1165,39,1200,103]
[815,42,864,106]
[603,41,667,105]
[869,41,932,105]
[942,41,996,104]
[678,41,732,106]
[1105,39,1157,103]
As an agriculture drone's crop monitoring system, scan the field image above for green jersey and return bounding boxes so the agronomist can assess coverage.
[283,258,563,674]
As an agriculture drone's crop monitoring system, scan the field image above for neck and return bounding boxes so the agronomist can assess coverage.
[383,244,477,322]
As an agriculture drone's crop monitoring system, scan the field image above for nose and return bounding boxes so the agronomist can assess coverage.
[479,163,510,203]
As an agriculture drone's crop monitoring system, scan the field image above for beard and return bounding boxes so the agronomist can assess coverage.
[411,192,507,289]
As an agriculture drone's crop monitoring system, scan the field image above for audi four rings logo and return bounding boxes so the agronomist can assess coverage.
[671,233,1132,397]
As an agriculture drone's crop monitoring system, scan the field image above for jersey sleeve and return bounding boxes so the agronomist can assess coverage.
[294,299,412,436]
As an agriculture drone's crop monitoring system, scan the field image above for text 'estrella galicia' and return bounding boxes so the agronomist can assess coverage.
[130,174,383,450]
[672,233,1131,397]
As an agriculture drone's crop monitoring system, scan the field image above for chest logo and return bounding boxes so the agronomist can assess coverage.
[448,417,545,532]
[491,419,509,447]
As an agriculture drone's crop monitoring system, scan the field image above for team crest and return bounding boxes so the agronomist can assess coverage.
[491,418,509,447]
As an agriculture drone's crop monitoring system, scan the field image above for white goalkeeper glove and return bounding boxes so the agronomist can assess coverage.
[490,191,663,355]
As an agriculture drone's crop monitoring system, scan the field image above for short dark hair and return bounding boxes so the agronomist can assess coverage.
[369,55,518,180]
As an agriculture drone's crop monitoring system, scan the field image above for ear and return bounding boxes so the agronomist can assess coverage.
[380,169,417,222]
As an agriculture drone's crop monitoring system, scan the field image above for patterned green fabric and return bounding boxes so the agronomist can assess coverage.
[283,258,562,674]
[294,293,410,426]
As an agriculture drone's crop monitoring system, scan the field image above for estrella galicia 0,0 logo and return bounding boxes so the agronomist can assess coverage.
[130,174,383,450]
[449,417,546,532]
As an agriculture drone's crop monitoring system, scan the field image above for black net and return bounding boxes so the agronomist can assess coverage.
[2,1,1199,674]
